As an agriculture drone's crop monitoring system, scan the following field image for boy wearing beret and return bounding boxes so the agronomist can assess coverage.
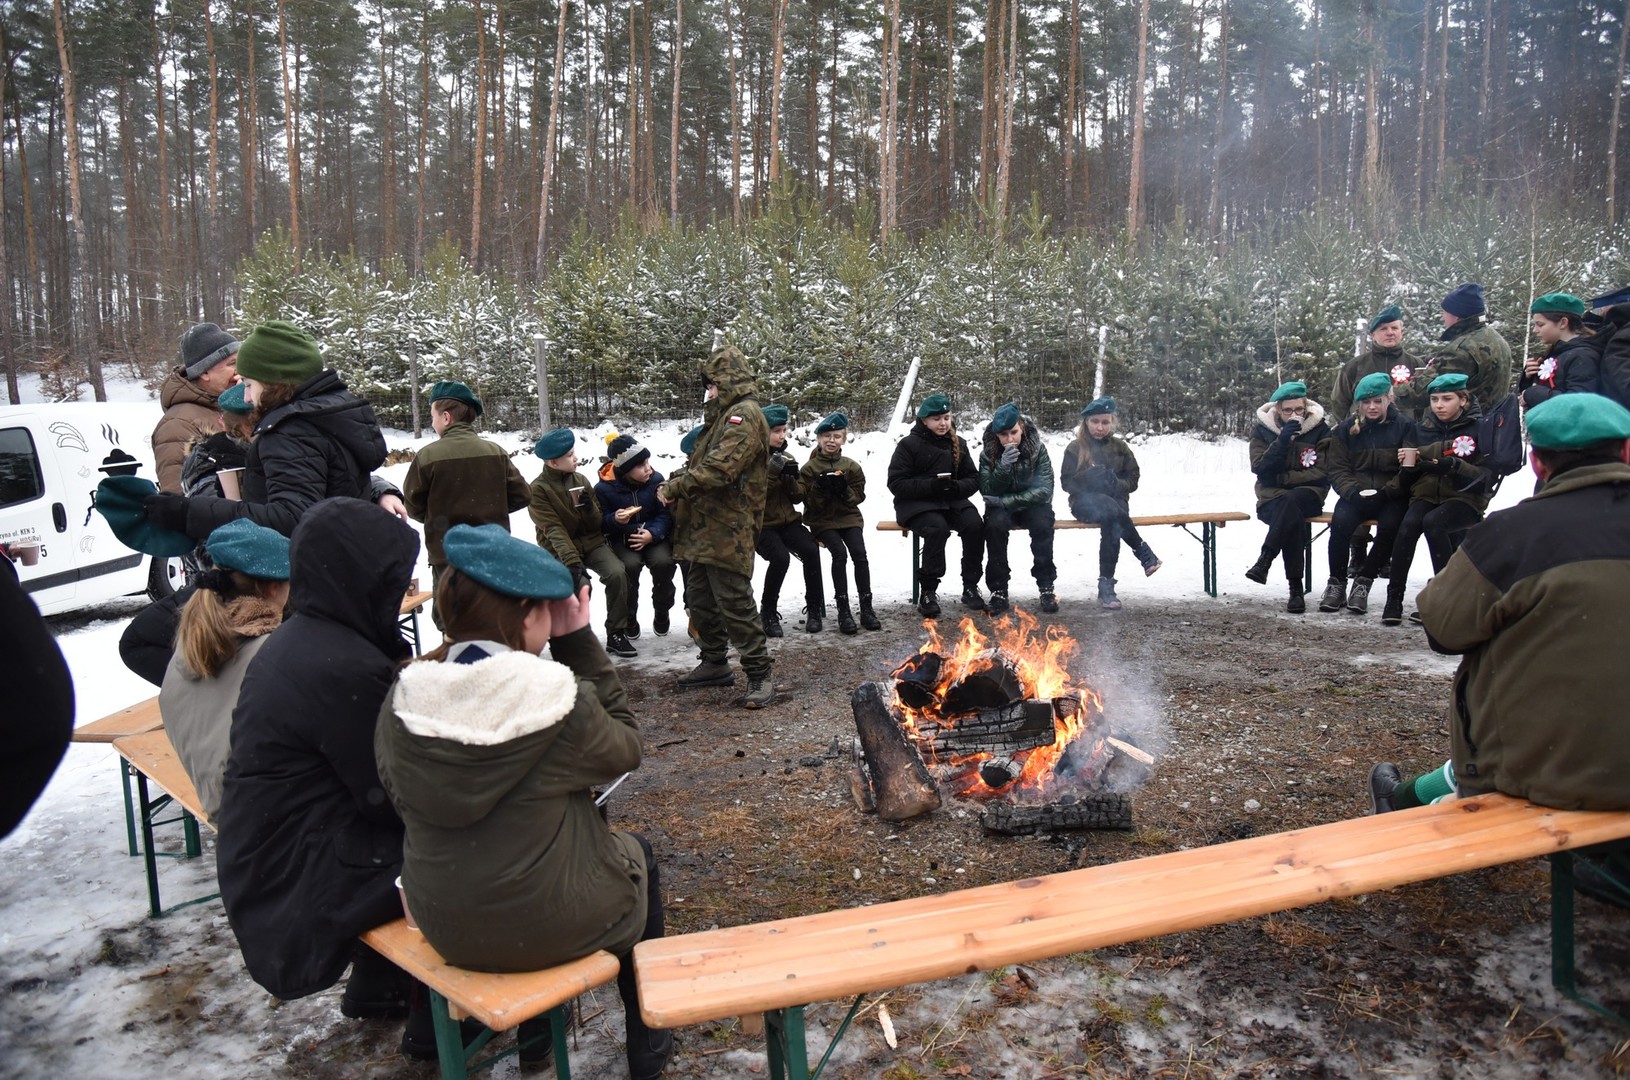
[402,381,531,625]
[1329,305,1423,423]
[1370,393,1630,823]
[529,429,635,657]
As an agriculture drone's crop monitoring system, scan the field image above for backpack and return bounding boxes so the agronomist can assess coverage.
[1477,393,1525,491]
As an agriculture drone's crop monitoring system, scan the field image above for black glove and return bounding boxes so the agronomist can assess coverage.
[780,460,800,483]
[570,566,592,594]
[143,493,191,533]
[1085,465,1117,493]
[933,477,959,498]
[1277,419,1302,441]
[820,472,848,498]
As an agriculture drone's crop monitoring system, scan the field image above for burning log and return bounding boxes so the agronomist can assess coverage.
[979,794,1133,835]
[913,699,1056,758]
[851,682,942,822]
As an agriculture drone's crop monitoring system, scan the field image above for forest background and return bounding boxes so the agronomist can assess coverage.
[6,0,1630,434]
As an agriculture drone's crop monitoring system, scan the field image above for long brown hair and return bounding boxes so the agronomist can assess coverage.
[176,571,286,678]
[249,382,297,428]
[419,567,544,663]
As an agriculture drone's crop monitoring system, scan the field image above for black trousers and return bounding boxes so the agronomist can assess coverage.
[904,506,984,591]
[813,525,873,597]
[1327,492,1408,579]
[1256,487,1326,583]
[613,540,678,624]
[1068,493,1144,579]
[1387,499,1484,600]
[755,523,823,611]
[984,504,1058,589]
[615,833,668,1049]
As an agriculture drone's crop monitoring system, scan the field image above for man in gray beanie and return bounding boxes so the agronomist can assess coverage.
[153,322,241,492]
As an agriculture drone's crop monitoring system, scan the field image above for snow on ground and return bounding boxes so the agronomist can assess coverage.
[0,399,1535,1077]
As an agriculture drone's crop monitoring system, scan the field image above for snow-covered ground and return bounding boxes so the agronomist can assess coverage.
[1,377,1540,1076]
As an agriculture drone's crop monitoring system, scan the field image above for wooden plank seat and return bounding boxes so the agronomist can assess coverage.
[76,695,168,857]
[112,728,216,917]
[361,918,621,1080]
[634,794,1630,1079]
[877,512,1250,600]
[399,588,434,655]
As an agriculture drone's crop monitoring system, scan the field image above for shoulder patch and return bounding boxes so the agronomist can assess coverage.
[728,415,744,424]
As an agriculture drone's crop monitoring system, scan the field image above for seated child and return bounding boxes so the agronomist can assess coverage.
[1245,381,1330,614]
[800,411,881,633]
[596,434,678,637]
[887,393,986,618]
[529,427,635,657]
[755,405,824,634]
[978,402,1059,614]
[1320,372,1414,615]
[1058,397,1160,611]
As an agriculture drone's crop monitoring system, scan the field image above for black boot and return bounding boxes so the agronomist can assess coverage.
[918,581,942,618]
[761,606,783,638]
[803,604,824,632]
[858,593,882,630]
[1381,587,1405,626]
[1286,582,1306,614]
[835,595,859,635]
[1245,552,1273,585]
[987,588,1010,614]
[341,944,411,1019]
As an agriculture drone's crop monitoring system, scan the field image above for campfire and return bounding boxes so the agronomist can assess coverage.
[850,610,1153,833]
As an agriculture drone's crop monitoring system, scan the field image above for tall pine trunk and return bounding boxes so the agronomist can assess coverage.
[277,0,301,267]
[1611,0,1630,223]
[669,0,682,223]
[1128,0,1151,241]
[470,0,488,266]
[535,0,570,275]
[52,0,105,399]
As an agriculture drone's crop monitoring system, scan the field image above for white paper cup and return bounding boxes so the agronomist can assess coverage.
[395,875,419,930]
[1398,448,1419,468]
[14,544,40,566]
[218,468,244,500]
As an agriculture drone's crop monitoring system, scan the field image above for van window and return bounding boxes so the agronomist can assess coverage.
[0,427,46,508]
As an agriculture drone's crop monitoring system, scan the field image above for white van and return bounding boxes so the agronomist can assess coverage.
[0,402,184,616]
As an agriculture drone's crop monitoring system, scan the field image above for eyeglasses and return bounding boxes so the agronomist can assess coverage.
[1279,406,1307,417]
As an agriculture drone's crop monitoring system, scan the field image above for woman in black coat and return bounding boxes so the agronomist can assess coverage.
[886,394,985,619]
[215,498,417,1021]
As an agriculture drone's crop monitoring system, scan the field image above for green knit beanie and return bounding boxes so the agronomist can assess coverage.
[235,320,324,385]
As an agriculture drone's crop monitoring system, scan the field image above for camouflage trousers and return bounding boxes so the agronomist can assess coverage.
[686,561,771,678]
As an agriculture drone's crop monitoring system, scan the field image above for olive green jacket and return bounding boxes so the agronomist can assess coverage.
[402,423,530,565]
[1329,343,1424,422]
[528,466,607,567]
[800,450,866,532]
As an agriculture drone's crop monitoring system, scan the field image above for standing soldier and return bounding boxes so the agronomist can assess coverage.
[1330,305,1423,422]
[1408,283,1514,411]
[401,380,531,624]
[154,322,241,492]
[657,342,774,708]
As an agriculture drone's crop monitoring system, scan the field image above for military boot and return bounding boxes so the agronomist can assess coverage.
[960,585,988,611]
[1317,576,1346,613]
[835,595,859,635]
[1098,577,1122,611]
[761,606,784,638]
[742,671,775,709]
[1245,552,1273,584]
[803,604,824,632]
[1346,577,1373,615]
[858,593,882,631]
[1286,583,1306,615]
[918,580,942,618]
[678,659,735,688]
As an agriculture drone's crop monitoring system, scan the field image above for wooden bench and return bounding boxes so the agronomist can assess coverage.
[400,588,434,654]
[634,793,1630,1078]
[113,728,217,917]
[362,918,620,1080]
[74,696,166,857]
[877,512,1250,601]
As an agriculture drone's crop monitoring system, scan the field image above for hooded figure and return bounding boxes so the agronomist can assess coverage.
[215,497,418,1000]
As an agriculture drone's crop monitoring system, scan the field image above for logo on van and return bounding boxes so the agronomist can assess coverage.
[49,421,88,452]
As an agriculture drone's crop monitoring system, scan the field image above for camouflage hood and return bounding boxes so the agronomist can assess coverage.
[702,344,760,408]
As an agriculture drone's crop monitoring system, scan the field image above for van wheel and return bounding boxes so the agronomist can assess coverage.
[147,555,186,600]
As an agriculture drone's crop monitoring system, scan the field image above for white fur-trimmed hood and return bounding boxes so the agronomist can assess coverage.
[392,650,578,745]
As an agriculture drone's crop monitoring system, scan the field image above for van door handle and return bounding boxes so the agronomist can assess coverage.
[53,503,67,532]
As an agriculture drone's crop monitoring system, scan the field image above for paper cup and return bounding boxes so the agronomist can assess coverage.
[395,876,419,930]
[14,544,40,566]
[217,468,244,500]
[1398,448,1419,468]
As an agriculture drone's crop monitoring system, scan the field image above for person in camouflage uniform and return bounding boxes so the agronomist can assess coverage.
[657,343,774,708]
[1406,283,1513,412]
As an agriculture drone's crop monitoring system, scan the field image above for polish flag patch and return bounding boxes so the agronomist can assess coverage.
[727,415,743,424]
[1390,364,1412,383]
[1450,435,1478,458]
[1299,447,1318,468]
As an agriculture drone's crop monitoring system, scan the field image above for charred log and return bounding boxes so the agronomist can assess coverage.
[914,699,1056,757]
[978,794,1134,835]
[852,681,942,821]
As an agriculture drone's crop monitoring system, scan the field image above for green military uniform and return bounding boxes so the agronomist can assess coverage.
[1411,319,1513,411]
[1330,344,1425,422]
[660,345,772,683]
[402,422,530,567]
[529,465,629,636]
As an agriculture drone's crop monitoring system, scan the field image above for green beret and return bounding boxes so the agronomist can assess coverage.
[443,524,573,600]
[205,519,290,580]
[94,475,196,557]
[235,320,323,385]
[429,380,484,417]
[762,404,790,427]
[216,383,252,415]
[990,402,1021,432]
[533,428,576,461]
[1353,372,1394,402]
[1368,305,1404,333]
[1529,292,1586,319]
[680,424,704,455]
[1526,393,1630,450]
[1427,372,1469,394]
[1080,396,1117,418]
[815,411,849,434]
[1270,381,1308,403]
[916,393,952,419]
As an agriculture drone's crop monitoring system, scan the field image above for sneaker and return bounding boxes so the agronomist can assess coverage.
[1346,577,1372,615]
[1244,555,1272,585]
[1369,762,1402,815]
[960,587,988,611]
[606,632,638,658]
[1038,588,1059,614]
[1097,577,1121,611]
[1408,610,1424,626]
[987,589,1010,615]
[742,673,775,709]
[653,609,671,635]
[918,591,941,618]
[678,659,735,688]
[762,608,784,638]
[1380,594,1404,626]
[1317,576,1346,613]
[625,621,641,640]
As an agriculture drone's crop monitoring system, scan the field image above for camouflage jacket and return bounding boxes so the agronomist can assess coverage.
[1412,318,1513,411]
[528,465,607,567]
[660,346,770,577]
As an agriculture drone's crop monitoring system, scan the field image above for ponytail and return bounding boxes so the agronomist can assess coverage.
[176,570,282,678]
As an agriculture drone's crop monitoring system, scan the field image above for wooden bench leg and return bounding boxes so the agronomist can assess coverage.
[133,769,164,918]
[1550,852,1630,1026]
[120,759,140,857]
[762,996,866,1080]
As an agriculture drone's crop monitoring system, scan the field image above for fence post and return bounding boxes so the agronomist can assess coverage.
[409,341,422,439]
[1093,326,1107,399]
[534,334,552,432]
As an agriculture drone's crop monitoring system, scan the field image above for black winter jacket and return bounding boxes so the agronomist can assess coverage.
[0,556,73,838]
[1395,406,1494,512]
[887,422,981,525]
[215,498,418,1000]
[1327,406,1415,502]
[185,370,388,539]
[1519,334,1602,409]
[1590,303,1630,410]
